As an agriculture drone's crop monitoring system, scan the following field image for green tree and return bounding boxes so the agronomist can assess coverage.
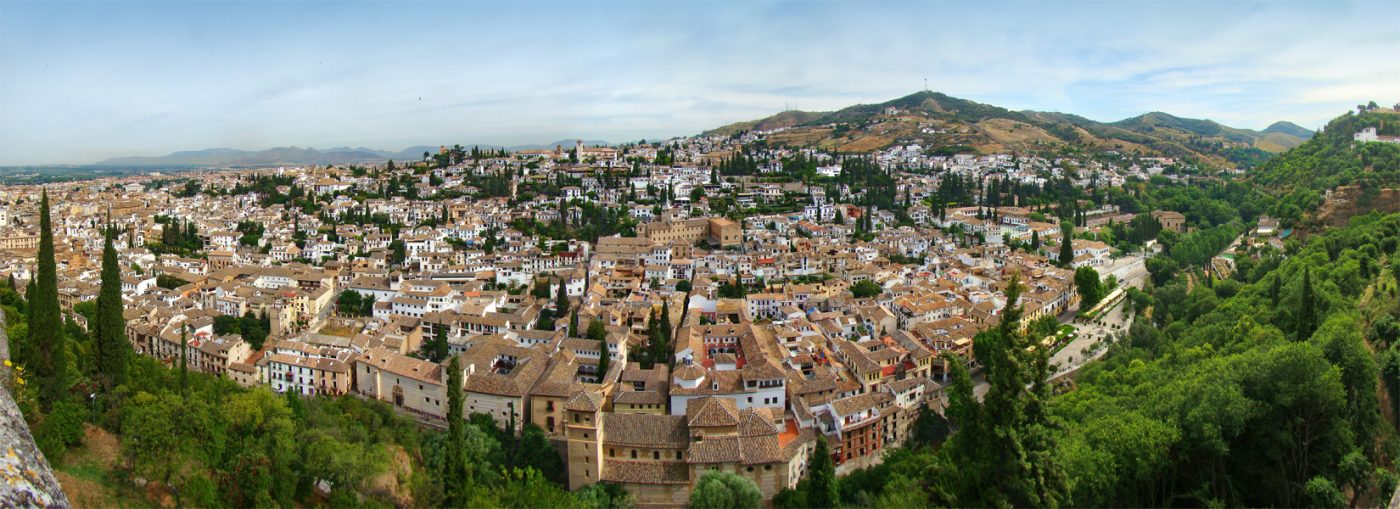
[1297,266,1318,340]
[179,325,189,396]
[589,320,611,379]
[121,391,191,486]
[659,300,672,345]
[577,482,635,509]
[1058,222,1075,268]
[93,227,129,393]
[1305,477,1346,509]
[517,423,565,483]
[336,290,363,316]
[423,323,450,363]
[1074,266,1103,310]
[689,471,762,509]
[389,239,406,266]
[444,356,472,507]
[556,281,570,315]
[937,273,1066,506]
[851,280,883,299]
[28,188,68,411]
[808,436,839,509]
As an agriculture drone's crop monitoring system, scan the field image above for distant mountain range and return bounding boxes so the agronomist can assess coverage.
[705,91,1315,167]
[88,91,1316,169]
[92,139,611,168]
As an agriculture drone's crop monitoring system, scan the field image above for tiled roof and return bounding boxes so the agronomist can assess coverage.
[601,460,690,485]
[686,396,739,428]
[602,413,689,447]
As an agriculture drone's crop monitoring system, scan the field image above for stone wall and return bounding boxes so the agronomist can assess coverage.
[0,308,72,508]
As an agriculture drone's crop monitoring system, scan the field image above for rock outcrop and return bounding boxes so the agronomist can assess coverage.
[0,309,71,508]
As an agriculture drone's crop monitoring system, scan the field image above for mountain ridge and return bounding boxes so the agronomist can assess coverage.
[93,139,614,168]
[704,91,1314,166]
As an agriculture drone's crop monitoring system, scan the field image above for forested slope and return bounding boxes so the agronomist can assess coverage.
[1250,110,1400,194]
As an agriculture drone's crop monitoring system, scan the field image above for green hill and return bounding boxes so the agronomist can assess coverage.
[705,91,1313,167]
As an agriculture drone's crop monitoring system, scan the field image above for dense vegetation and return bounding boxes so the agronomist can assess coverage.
[1251,111,1400,192]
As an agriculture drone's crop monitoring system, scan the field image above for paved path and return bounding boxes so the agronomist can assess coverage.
[972,255,1148,399]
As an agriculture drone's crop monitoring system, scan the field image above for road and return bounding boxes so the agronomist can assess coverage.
[973,255,1148,399]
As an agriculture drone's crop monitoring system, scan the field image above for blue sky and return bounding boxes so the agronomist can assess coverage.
[1,0,1397,165]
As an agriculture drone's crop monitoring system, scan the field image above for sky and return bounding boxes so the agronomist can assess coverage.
[1,0,1398,165]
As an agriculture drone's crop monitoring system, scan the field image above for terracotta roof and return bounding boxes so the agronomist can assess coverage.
[688,435,785,465]
[602,413,689,447]
[686,396,739,428]
[601,460,690,485]
[565,391,602,412]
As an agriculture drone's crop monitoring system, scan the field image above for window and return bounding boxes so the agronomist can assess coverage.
[609,448,615,457]
[653,451,660,460]
[631,450,637,459]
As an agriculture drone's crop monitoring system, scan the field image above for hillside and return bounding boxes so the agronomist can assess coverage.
[1250,109,1400,190]
[1247,108,1400,231]
[708,91,1313,167]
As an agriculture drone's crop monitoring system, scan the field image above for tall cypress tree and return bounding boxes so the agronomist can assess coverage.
[444,356,470,506]
[30,189,68,411]
[1270,273,1282,308]
[94,227,129,392]
[1058,222,1074,268]
[555,280,569,315]
[807,436,839,508]
[590,320,610,380]
[179,325,188,396]
[1298,266,1318,340]
[569,309,579,338]
[660,300,672,344]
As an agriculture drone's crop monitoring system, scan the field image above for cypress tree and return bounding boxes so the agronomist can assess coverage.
[590,320,610,380]
[1031,230,1040,251]
[432,323,449,362]
[94,227,129,392]
[444,356,470,506]
[569,309,579,338]
[179,325,188,396]
[660,300,672,344]
[555,280,569,315]
[1298,266,1318,340]
[807,436,839,508]
[1059,222,1075,268]
[1270,273,1282,308]
[30,189,68,411]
